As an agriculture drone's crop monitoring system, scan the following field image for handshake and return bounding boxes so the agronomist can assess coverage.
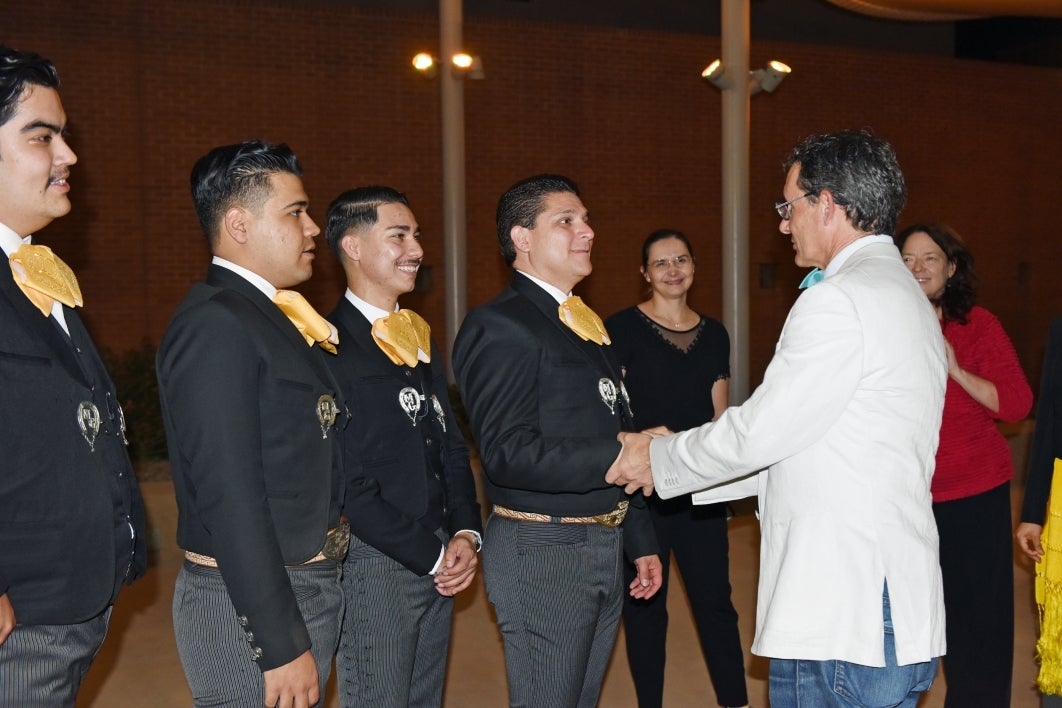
[604,427,671,497]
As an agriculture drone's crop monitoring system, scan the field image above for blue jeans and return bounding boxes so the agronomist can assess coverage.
[769,585,938,707]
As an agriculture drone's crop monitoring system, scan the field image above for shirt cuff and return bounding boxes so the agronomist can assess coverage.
[429,545,446,575]
[428,530,483,575]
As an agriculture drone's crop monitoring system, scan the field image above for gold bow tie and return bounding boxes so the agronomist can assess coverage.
[8,243,84,317]
[273,290,339,354]
[558,296,610,346]
[371,309,431,367]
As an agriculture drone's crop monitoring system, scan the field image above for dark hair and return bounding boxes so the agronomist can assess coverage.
[641,229,694,268]
[895,223,977,324]
[496,174,579,267]
[784,129,906,236]
[190,140,303,247]
[325,186,409,258]
[0,45,60,128]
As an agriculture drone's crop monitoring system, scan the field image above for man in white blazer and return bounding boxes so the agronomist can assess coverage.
[607,130,947,707]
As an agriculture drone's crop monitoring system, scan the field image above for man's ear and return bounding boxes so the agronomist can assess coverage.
[340,232,361,262]
[817,189,837,225]
[511,225,532,254]
[222,206,250,245]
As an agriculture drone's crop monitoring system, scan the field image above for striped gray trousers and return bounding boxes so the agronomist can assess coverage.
[173,559,343,707]
[0,607,111,706]
[483,514,625,708]
[336,533,453,708]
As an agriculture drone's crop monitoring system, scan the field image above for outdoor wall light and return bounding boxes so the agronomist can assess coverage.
[751,60,792,94]
[701,59,732,89]
[412,52,438,78]
[411,52,485,80]
[451,53,485,79]
[702,59,791,94]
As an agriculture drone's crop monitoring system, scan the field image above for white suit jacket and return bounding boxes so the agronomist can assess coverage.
[650,239,947,667]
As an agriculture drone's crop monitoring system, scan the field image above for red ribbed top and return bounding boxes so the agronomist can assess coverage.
[932,306,1032,503]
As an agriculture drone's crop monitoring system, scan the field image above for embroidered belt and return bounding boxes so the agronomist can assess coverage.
[184,519,351,568]
[492,500,629,528]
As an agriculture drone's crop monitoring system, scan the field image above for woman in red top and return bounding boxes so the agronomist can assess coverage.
[897,223,1032,707]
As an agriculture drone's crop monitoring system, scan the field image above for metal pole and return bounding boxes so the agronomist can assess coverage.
[720,0,751,403]
[440,0,467,376]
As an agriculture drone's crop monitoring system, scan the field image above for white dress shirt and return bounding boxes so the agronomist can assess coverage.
[515,269,571,304]
[211,256,277,299]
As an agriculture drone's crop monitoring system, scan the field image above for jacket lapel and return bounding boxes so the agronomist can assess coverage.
[332,298,424,385]
[206,265,344,399]
[207,266,310,352]
[509,273,622,380]
[0,261,89,386]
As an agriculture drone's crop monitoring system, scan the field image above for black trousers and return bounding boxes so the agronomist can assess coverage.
[623,496,748,708]
[933,480,1014,708]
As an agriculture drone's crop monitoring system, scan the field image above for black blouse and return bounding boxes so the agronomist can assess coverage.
[604,306,730,434]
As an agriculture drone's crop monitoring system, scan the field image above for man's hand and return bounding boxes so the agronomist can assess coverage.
[629,554,663,600]
[434,533,479,597]
[0,593,15,646]
[605,431,654,496]
[1016,522,1045,562]
[262,649,319,708]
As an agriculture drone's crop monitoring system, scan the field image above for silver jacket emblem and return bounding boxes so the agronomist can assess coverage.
[431,394,447,433]
[316,394,339,439]
[619,380,633,419]
[77,401,101,452]
[399,386,424,427]
[598,378,618,415]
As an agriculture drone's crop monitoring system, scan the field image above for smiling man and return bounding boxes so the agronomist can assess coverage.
[157,140,346,708]
[0,44,146,705]
[608,130,948,707]
[323,186,482,708]
[452,174,661,707]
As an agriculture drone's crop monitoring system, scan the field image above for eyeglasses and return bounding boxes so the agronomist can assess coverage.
[774,192,813,221]
[649,255,693,270]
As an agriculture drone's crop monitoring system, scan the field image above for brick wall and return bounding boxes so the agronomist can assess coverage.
[4,1,1061,387]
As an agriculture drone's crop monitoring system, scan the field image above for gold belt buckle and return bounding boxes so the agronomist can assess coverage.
[321,519,351,561]
[592,500,629,528]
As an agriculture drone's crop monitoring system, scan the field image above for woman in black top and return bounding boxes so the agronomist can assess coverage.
[606,229,749,708]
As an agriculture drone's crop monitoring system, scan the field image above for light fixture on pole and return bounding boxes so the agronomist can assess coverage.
[451,52,485,79]
[701,59,791,94]
[701,59,732,89]
[751,60,791,94]
[412,51,485,80]
[412,52,438,78]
